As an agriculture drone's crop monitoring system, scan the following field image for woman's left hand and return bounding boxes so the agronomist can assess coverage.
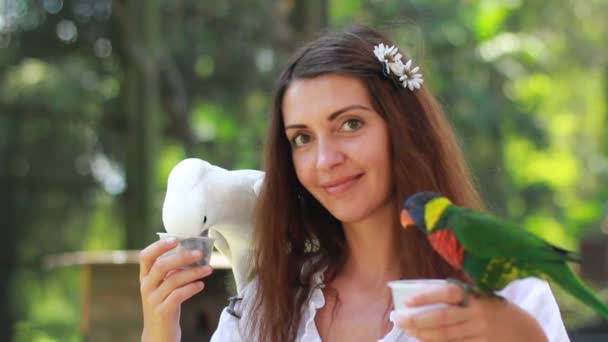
[394,283,548,342]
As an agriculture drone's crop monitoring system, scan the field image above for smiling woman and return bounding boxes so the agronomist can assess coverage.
[235,25,567,342]
[139,25,569,342]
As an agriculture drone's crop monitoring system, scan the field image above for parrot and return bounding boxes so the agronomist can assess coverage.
[162,158,264,292]
[400,191,608,319]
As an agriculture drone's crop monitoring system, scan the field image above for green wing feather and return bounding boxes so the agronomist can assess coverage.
[441,205,608,319]
[442,205,578,263]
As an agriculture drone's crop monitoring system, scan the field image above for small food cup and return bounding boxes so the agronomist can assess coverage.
[388,279,449,316]
[157,232,215,267]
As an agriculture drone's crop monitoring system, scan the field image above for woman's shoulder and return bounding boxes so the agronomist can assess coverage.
[210,279,259,341]
[212,266,325,341]
[497,277,570,342]
[231,277,259,315]
[497,276,553,301]
[497,276,562,311]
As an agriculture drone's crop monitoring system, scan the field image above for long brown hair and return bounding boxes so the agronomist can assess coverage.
[251,25,482,341]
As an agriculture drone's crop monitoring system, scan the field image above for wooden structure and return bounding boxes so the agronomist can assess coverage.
[45,250,234,342]
[574,222,608,340]
[580,218,608,285]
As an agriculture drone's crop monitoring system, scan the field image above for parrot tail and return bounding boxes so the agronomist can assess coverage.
[547,263,608,320]
[549,244,580,262]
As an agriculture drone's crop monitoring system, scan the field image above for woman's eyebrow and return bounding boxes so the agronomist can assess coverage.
[327,104,372,121]
[285,104,372,130]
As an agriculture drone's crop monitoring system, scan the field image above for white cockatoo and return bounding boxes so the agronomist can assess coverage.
[161,158,264,292]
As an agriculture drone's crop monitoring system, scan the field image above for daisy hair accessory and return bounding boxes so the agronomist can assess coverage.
[373,43,424,91]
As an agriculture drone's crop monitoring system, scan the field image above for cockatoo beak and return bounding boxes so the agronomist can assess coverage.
[400,209,415,228]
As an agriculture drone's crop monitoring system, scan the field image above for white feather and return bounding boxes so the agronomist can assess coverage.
[162,158,264,292]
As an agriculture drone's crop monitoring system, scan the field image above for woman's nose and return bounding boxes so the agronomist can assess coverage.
[316,137,345,171]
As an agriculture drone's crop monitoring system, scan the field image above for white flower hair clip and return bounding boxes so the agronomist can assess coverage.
[373,43,423,91]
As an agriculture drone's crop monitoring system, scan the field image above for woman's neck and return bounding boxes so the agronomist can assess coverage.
[339,204,401,290]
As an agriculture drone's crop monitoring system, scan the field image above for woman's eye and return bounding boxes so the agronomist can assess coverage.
[291,134,311,147]
[341,118,363,132]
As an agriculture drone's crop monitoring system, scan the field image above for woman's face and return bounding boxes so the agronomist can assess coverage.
[282,73,393,225]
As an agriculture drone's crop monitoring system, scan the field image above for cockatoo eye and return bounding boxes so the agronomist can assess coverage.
[203,216,207,224]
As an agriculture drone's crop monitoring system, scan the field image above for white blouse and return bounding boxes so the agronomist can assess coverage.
[210,270,570,342]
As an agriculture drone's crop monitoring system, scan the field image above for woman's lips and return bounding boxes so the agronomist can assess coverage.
[321,174,363,194]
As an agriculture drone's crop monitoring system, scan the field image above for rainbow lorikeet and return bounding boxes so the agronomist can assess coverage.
[400,191,608,319]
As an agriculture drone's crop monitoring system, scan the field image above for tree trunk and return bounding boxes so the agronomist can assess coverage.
[292,0,328,41]
[601,66,608,207]
[0,109,20,341]
[604,66,608,182]
[273,0,328,68]
[115,0,163,249]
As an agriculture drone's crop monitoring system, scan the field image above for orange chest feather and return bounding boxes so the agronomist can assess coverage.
[428,229,465,269]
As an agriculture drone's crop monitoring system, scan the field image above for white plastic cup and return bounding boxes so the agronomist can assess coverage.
[157,232,215,267]
[387,279,449,316]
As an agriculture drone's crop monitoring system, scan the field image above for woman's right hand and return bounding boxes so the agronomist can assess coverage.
[139,238,214,342]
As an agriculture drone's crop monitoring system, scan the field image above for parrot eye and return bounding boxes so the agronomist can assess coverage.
[203,216,207,224]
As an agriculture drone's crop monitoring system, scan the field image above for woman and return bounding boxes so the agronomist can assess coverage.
[140,25,569,341]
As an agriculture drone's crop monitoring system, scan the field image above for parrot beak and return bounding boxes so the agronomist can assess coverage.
[400,209,415,228]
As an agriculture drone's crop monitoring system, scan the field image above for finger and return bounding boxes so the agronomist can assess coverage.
[406,284,465,307]
[412,319,484,341]
[143,250,204,293]
[397,306,471,330]
[151,265,213,304]
[449,336,487,342]
[164,268,178,280]
[139,238,178,280]
[161,281,205,308]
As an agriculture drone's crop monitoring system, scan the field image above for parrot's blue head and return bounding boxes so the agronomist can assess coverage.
[400,191,443,234]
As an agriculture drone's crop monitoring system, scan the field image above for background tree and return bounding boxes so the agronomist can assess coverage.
[113,0,163,248]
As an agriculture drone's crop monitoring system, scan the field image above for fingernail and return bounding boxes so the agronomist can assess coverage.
[190,250,202,258]
[165,237,177,244]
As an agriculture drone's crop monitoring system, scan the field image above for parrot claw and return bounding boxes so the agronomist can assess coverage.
[446,278,474,307]
[226,296,243,319]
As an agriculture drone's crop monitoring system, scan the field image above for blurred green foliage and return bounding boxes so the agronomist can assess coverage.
[1,0,607,340]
